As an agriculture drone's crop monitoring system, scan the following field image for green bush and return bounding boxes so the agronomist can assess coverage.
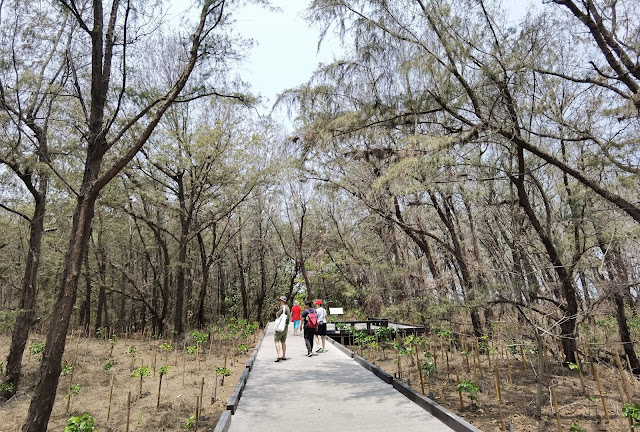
[64,412,97,432]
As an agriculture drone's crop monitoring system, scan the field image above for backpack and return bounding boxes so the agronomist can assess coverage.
[307,309,318,329]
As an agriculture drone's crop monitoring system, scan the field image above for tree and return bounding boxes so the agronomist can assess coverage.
[22,1,244,430]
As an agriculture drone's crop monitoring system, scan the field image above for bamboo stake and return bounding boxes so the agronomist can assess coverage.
[506,349,513,385]
[551,387,561,432]
[616,381,627,407]
[416,347,425,395]
[199,377,205,417]
[65,370,74,413]
[445,339,451,381]
[182,352,186,388]
[495,368,505,431]
[474,339,483,378]
[126,390,131,432]
[616,352,631,402]
[107,373,114,421]
[589,355,610,422]
[152,350,157,377]
[455,365,463,409]
[472,347,478,386]
[519,344,526,372]
[194,396,200,432]
[574,351,586,395]
[156,373,163,409]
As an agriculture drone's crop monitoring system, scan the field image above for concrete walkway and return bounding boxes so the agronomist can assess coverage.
[228,322,455,432]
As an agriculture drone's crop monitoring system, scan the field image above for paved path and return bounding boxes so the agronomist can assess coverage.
[228,322,455,432]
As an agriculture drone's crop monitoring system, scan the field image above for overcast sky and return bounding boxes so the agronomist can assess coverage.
[230,0,535,115]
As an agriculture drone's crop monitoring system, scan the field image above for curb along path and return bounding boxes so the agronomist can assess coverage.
[219,322,465,432]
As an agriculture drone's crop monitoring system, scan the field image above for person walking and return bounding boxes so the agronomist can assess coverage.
[301,300,317,357]
[274,296,290,362]
[315,299,328,353]
[291,300,302,336]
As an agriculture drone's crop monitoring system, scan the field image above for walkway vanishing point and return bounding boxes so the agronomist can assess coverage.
[216,321,481,432]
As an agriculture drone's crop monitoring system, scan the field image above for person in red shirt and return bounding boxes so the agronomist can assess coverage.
[291,300,302,335]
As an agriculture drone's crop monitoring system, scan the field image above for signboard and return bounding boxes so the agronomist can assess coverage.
[329,307,344,315]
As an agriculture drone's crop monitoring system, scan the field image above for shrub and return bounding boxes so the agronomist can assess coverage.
[29,342,45,359]
[64,413,98,432]
[61,363,74,376]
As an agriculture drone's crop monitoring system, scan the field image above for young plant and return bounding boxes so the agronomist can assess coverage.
[64,412,98,432]
[29,342,45,361]
[108,334,118,356]
[184,414,196,430]
[192,330,209,345]
[420,352,437,394]
[61,363,74,377]
[456,380,480,409]
[0,382,15,397]
[160,342,174,353]
[569,419,585,432]
[186,345,198,356]
[156,366,170,408]
[66,384,82,412]
[236,344,250,356]
[623,403,640,428]
[104,359,116,371]
[212,366,232,403]
[127,345,137,370]
[131,366,151,397]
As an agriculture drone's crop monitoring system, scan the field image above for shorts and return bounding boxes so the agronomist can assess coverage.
[293,320,301,330]
[274,325,288,343]
[317,323,327,336]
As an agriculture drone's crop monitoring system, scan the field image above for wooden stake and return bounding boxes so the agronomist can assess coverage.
[615,352,631,402]
[126,390,131,432]
[194,396,200,432]
[551,387,561,432]
[107,373,114,421]
[472,348,478,386]
[543,345,551,384]
[445,339,451,381]
[590,356,610,422]
[506,349,513,385]
[156,373,163,409]
[152,350,157,377]
[199,377,205,416]
[574,351,586,395]
[65,371,74,413]
[519,344,526,372]
[455,365,463,409]
[495,368,505,431]
[182,352,186,388]
[416,347,425,395]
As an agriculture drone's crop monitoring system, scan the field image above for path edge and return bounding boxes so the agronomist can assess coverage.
[326,336,483,432]
[209,322,269,431]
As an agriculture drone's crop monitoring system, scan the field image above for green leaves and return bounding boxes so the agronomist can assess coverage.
[131,366,151,378]
[64,413,97,432]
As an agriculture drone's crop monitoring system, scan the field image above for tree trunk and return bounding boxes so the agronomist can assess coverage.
[23,192,97,431]
[3,191,46,397]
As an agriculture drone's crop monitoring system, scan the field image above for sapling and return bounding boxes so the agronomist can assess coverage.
[156,366,170,409]
[66,384,82,413]
[61,363,74,377]
[623,403,640,428]
[29,342,45,362]
[108,334,118,357]
[456,380,480,410]
[127,345,137,370]
[64,412,97,432]
[419,352,437,395]
[211,366,232,403]
[131,366,151,397]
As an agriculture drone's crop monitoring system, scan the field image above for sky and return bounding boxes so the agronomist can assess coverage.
[169,0,535,121]
[230,0,535,113]
[231,0,339,110]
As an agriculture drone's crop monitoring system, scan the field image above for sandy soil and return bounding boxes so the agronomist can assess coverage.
[0,330,259,432]
[351,338,638,432]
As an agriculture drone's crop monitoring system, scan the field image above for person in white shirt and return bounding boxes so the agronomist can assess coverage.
[314,300,328,353]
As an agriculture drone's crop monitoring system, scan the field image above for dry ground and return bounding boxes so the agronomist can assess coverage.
[349,332,638,432]
[0,330,258,432]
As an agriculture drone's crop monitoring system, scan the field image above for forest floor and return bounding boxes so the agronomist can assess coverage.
[347,337,638,432]
[0,330,258,432]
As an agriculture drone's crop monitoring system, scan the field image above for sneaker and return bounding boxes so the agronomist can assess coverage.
[274,357,281,362]
[316,348,323,353]
[281,357,287,361]
[307,352,313,357]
